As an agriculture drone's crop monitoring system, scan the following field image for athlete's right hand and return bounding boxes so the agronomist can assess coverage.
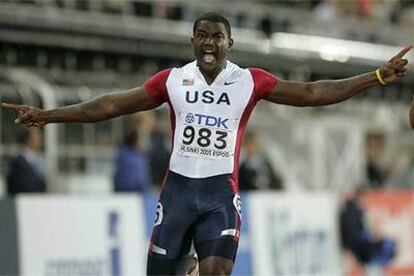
[1,103,47,127]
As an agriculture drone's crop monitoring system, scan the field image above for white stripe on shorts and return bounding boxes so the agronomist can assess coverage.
[152,243,167,255]
[221,229,237,237]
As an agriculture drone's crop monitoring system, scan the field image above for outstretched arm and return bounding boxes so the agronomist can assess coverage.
[410,99,414,129]
[1,86,161,127]
[266,45,412,106]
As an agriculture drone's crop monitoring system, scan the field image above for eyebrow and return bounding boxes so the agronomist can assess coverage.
[195,29,225,36]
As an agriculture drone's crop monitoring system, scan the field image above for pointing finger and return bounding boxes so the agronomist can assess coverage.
[1,103,27,113]
[392,45,413,60]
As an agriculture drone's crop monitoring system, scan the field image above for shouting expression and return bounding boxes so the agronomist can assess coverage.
[192,20,233,76]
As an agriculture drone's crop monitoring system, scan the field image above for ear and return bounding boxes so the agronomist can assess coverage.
[228,38,234,50]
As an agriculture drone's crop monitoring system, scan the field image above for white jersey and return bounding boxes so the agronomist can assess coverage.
[144,60,277,187]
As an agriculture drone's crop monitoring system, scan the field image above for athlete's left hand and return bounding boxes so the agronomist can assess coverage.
[378,45,413,84]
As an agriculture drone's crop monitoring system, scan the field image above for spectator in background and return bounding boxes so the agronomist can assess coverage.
[340,186,395,272]
[235,12,248,28]
[6,128,46,195]
[132,0,152,17]
[133,110,170,190]
[156,1,183,21]
[166,5,183,21]
[239,131,283,191]
[365,132,389,188]
[113,129,150,193]
[148,128,170,191]
[259,14,273,38]
[258,12,290,38]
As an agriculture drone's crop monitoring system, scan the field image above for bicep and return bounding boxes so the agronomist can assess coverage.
[109,86,162,116]
[265,79,315,106]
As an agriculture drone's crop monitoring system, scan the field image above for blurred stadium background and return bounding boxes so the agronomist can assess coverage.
[0,0,414,275]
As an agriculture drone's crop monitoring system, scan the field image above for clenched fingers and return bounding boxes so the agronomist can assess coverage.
[388,59,408,72]
[15,112,33,124]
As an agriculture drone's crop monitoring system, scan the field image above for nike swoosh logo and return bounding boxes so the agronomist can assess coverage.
[224,81,236,85]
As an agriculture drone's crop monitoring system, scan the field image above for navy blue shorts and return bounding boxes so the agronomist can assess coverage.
[148,171,241,262]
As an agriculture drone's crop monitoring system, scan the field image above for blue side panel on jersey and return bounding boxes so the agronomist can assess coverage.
[232,192,252,276]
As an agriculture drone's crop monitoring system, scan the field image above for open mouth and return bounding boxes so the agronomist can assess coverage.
[202,50,216,64]
[203,54,215,63]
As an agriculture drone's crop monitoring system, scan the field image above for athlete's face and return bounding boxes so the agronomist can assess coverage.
[191,20,233,74]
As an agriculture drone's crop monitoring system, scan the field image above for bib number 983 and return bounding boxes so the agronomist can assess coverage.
[182,126,227,149]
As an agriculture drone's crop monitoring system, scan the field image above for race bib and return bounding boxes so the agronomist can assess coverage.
[177,112,237,160]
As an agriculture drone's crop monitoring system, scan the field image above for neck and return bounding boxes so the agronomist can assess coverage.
[198,60,226,85]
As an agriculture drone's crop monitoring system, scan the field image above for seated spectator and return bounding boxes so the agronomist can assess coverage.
[6,128,46,195]
[340,187,395,270]
[113,129,150,193]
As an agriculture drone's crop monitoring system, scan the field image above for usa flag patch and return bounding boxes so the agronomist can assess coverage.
[182,78,194,86]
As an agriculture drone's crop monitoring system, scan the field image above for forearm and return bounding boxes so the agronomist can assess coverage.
[310,71,379,106]
[40,94,117,123]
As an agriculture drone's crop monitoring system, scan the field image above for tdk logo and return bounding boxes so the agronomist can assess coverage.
[185,113,229,129]
[185,113,195,124]
[186,90,230,105]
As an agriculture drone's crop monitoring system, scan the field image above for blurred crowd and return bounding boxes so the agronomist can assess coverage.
[3,109,284,196]
[7,0,414,43]
[4,108,414,196]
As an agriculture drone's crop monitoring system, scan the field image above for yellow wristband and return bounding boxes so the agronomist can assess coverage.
[376,69,387,85]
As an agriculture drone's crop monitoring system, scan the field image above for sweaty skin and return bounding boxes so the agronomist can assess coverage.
[1,18,413,276]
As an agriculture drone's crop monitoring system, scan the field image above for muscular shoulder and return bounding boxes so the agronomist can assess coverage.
[247,67,278,100]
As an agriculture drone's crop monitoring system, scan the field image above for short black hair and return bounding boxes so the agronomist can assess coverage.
[193,12,231,38]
